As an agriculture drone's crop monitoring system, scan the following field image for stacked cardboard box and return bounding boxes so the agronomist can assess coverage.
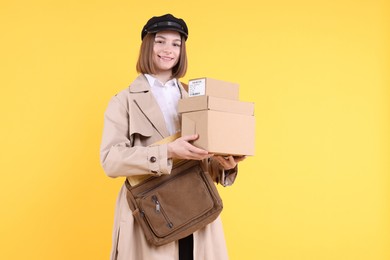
[179,77,255,156]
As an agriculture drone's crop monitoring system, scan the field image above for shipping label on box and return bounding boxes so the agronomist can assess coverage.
[188,78,206,96]
[188,77,239,100]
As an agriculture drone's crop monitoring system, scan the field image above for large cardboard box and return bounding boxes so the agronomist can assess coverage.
[188,78,239,100]
[178,95,255,115]
[181,110,255,156]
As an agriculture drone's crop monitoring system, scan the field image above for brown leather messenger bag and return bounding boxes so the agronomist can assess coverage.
[124,135,223,246]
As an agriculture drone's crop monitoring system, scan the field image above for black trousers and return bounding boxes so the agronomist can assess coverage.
[178,234,193,260]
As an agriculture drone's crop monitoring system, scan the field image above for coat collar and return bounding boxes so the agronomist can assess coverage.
[129,74,188,96]
[128,74,151,93]
[128,74,187,139]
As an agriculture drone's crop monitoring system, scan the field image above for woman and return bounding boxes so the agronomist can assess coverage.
[100,14,245,260]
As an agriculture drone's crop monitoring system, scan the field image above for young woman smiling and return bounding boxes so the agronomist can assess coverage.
[100,14,245,260]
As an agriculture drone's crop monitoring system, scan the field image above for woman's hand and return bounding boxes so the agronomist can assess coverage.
[167,134,213,160]
[213,155,246,170]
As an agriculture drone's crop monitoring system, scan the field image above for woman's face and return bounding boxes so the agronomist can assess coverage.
[152,30,182,75]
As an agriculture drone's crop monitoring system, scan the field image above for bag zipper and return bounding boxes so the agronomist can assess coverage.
[151,195,161,213]
[151,195,173,229]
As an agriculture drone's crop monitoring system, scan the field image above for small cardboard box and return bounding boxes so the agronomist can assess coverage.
[188,78,239,100]
[178,95,255,115]
[181,110,255,156]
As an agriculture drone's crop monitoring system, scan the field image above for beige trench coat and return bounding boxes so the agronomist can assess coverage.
[100,75,237,260]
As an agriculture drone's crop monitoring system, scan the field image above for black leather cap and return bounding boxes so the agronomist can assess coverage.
[141,14,188,41]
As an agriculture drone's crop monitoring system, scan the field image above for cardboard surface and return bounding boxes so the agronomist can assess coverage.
[188,78,239,100]
[181,110,255,156]
[178,96,255,115]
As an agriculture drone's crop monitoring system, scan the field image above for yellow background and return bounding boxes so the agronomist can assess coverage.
[0,0,389,259]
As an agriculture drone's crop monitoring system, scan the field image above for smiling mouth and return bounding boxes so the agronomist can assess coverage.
[158,55,174,61]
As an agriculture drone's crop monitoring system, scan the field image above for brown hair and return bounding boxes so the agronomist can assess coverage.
[136,33,188,79]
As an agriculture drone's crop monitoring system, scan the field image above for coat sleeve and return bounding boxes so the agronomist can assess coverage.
[100,95,172,178]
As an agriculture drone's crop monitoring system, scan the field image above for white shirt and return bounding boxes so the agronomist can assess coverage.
[144,74,181,135]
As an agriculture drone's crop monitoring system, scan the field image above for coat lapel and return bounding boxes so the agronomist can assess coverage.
[129,75,170,139]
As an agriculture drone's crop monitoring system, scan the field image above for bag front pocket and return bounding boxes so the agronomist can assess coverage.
[138,168,214,238]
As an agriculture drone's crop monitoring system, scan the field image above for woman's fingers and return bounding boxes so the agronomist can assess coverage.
[168,135,212,160]
[213,156,234,169]
[180,134,199,142]
[213,155,246,170]
[233,155,246,163]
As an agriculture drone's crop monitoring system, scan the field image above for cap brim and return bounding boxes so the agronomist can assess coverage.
[145,20,188,39]
[148,27,187,37]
